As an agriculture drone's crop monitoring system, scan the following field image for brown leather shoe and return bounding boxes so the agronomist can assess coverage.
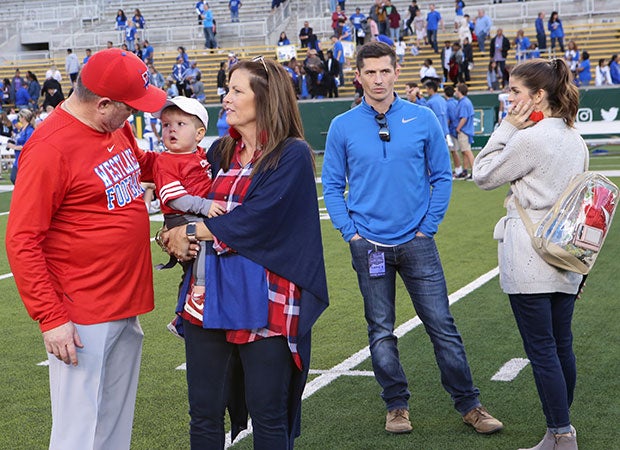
[385,408,412,434]
[462,406,504,434]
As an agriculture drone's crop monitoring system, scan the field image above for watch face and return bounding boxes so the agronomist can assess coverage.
[186,223,197,236]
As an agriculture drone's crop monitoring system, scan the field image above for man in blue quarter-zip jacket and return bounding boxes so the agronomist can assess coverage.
[323,41,504,437]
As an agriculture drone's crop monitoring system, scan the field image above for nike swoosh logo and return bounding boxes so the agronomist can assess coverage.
[107,145,115,152]
[402,117,417,123]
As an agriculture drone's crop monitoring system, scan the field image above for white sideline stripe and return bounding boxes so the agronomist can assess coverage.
[224,267,500,448]
[491,358,530,382]
[0,211,8,216]
[37,360,49,366]
[309,369,375,377]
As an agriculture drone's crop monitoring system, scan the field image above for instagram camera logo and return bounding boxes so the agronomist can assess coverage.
[576,108,593,123]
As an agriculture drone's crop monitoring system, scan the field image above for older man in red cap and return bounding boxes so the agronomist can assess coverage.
[6,49,166,450]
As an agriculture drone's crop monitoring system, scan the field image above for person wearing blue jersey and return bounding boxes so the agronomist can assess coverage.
[454,83,475,179]
[404,81,426,106]
[548,11,565,53]
[229,0,241,23]
[322,41,503,437]
[576,51,591,86]
[444,85,463,177]
[142,40,154,64]
[426,4,443,53]
[124,22,137,51]
[425,80,452,150]
[195,0,206,25]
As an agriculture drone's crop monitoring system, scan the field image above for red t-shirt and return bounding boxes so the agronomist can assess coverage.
[6,107,155,332]
[152,149,213,215]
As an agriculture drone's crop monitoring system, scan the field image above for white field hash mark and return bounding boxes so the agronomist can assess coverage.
[491,358,530,381]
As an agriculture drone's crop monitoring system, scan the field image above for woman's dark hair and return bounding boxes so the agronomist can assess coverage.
[582,51,589,61]
[510,58,579,127]
[217,58,308,174]
[117,9,126,20]
[356,42,396,70]
[549,11,558,23]
[27,71,38,82]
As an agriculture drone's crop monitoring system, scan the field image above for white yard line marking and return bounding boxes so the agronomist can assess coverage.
[491,358,530,382]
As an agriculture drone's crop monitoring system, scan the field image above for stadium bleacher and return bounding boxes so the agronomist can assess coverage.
[1,0,619,105]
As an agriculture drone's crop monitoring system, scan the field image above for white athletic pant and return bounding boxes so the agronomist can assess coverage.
[48,317,144,450]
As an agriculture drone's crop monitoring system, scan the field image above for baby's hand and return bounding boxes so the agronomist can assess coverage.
[207,203,226,218]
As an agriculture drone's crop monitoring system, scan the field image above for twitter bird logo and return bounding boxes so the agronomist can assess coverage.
[601,107,619,122]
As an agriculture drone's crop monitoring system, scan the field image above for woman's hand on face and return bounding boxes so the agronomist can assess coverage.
[506,99,536,129]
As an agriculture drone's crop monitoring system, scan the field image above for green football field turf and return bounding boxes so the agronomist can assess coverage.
[0,163,618,449]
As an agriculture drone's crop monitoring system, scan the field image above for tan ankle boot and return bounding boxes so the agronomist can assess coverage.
[519,429,555,450]
[554,427,578,450]
[519,427,578,450]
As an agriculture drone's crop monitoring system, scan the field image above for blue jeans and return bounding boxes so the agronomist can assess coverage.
[349,236,480,414]
[427,29,438,52]
[509,292,577,430]
[551,36,565,53]
[203,27,217,49]
[477,31,487,53]
[183,320,294,449]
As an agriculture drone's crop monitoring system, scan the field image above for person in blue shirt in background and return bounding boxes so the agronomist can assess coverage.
[7,108,35,184]
[350,7,367,46]
[115,9,127,30]
[444,85,464,178]
[331,34,346,86]
[195,0,206,25]
[576,51,591,86]
[83,48,92,65]
[229,0,241,23]
[322,41,504,437]
[474,9,492,53]
[426,4,443,53]
[26,71,40,109]
[609,54,620,84]
[514,29,531,62]
[454,82,475,179]
[404,81,427,106]
[142,40,154,64]
[425,80,452,151]
[548,11,565,53]
[535,11,546,52]
[201,3,217,49]
[124,21,137,50]
[14,83,31,109]
[132,9,145,29]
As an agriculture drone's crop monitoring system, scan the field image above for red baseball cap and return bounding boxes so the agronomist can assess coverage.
[80,48,166,112]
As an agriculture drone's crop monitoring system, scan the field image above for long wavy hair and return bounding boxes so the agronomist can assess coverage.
[510,58,579,127]
[216,58,307,174]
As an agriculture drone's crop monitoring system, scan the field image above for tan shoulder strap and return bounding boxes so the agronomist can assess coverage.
[514,196,537,238]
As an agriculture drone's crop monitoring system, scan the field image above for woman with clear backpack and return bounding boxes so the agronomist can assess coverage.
[472,58,585,450]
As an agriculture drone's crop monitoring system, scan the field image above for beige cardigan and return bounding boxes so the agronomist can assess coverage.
[473,118,587,294]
